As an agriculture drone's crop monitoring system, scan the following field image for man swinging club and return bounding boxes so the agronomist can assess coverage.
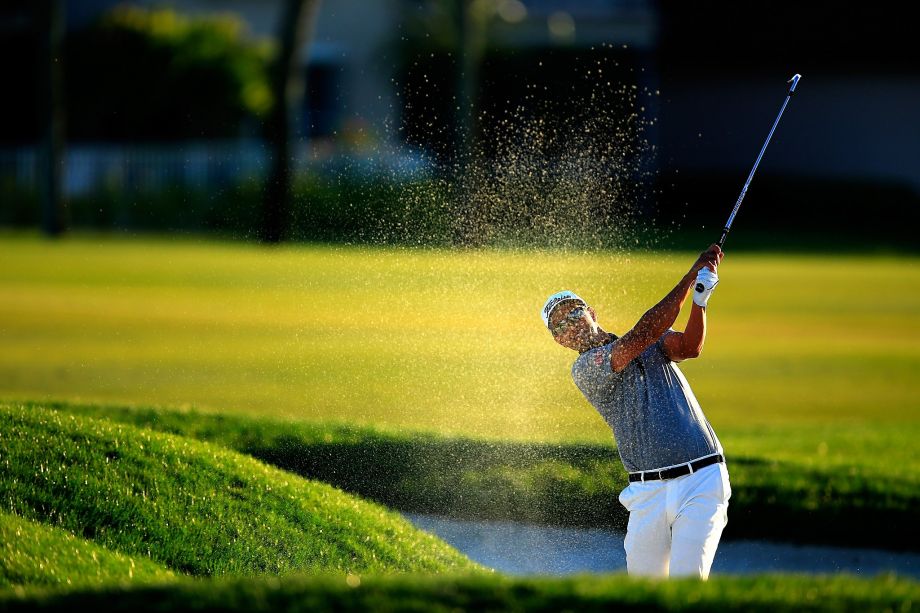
[541,73,802,578]
[542,244,728,579]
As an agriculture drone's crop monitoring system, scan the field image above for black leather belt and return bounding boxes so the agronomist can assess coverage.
[628,454,724,483]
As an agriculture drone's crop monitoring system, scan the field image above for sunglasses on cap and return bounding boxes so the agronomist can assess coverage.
[550,305,588,336]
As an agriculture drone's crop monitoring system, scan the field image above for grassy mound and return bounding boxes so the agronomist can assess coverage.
[0,512,175,589]
[0,404,479,577]
[2,572,917,612]
[23,400,920,552]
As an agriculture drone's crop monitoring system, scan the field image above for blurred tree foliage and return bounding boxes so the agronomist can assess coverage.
[65,6,273,141]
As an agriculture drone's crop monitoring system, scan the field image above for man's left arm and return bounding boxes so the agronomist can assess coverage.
[662,260,720,362]
[662,304,706,361]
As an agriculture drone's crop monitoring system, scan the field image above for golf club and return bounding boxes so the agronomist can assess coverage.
[717,73,801,248]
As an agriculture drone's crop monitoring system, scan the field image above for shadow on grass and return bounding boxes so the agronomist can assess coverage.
[258,434,630,529]
[253,438,918,551]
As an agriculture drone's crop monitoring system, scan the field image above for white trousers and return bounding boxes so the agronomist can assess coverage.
[617,462,731,579]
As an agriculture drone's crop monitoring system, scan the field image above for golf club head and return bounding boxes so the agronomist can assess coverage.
[788,74,802,94]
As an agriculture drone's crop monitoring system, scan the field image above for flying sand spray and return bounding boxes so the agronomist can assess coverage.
[717,74,801,248]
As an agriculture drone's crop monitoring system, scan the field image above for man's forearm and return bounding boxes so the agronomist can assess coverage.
[682,303,706,356]
[633,272,695,344]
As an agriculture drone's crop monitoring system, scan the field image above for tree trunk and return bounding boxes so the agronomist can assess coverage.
[37,0,65,237]
[454,0,478,174]
[261,0,322,244]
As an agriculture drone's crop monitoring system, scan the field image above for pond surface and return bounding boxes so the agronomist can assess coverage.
[406,514,920,578]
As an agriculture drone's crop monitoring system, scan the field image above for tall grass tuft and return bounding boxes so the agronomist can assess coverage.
[0,512,175,589]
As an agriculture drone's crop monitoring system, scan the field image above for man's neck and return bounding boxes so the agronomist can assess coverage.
[579,329,615,353]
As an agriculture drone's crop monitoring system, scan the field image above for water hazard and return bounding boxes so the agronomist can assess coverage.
[406,513,920,578]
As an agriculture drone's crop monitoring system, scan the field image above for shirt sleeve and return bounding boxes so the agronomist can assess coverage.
[654,328,678,361]
[571,343,621,395]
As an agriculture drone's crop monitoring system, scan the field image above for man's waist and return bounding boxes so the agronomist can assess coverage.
[627,453,724,483]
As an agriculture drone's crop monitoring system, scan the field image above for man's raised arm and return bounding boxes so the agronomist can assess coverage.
[610,245,722,372]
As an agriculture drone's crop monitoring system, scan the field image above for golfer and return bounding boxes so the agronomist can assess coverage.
[542,244,729,579]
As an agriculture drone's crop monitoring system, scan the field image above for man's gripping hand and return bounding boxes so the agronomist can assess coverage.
[693,268,719,308]
[690,244,722,308]
[690,244,723,274]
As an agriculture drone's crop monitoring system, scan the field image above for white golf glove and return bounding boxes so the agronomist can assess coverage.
[693,268,719,308]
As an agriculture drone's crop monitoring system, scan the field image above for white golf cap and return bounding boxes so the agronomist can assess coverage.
[541,291,587,329]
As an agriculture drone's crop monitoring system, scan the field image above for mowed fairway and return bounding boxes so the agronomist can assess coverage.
[1,233,918,473]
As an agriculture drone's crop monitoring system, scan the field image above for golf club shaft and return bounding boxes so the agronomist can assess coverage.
[717,74,801,249]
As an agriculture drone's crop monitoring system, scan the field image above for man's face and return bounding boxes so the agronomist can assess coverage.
[549,301,598,350]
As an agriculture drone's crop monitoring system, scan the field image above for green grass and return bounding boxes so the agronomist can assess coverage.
[2,572,918,612]
[1,233,917,442]
[18,399,919,551]
[0,403,480,580]
[0,512,175,590]
[2,233,918,536]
